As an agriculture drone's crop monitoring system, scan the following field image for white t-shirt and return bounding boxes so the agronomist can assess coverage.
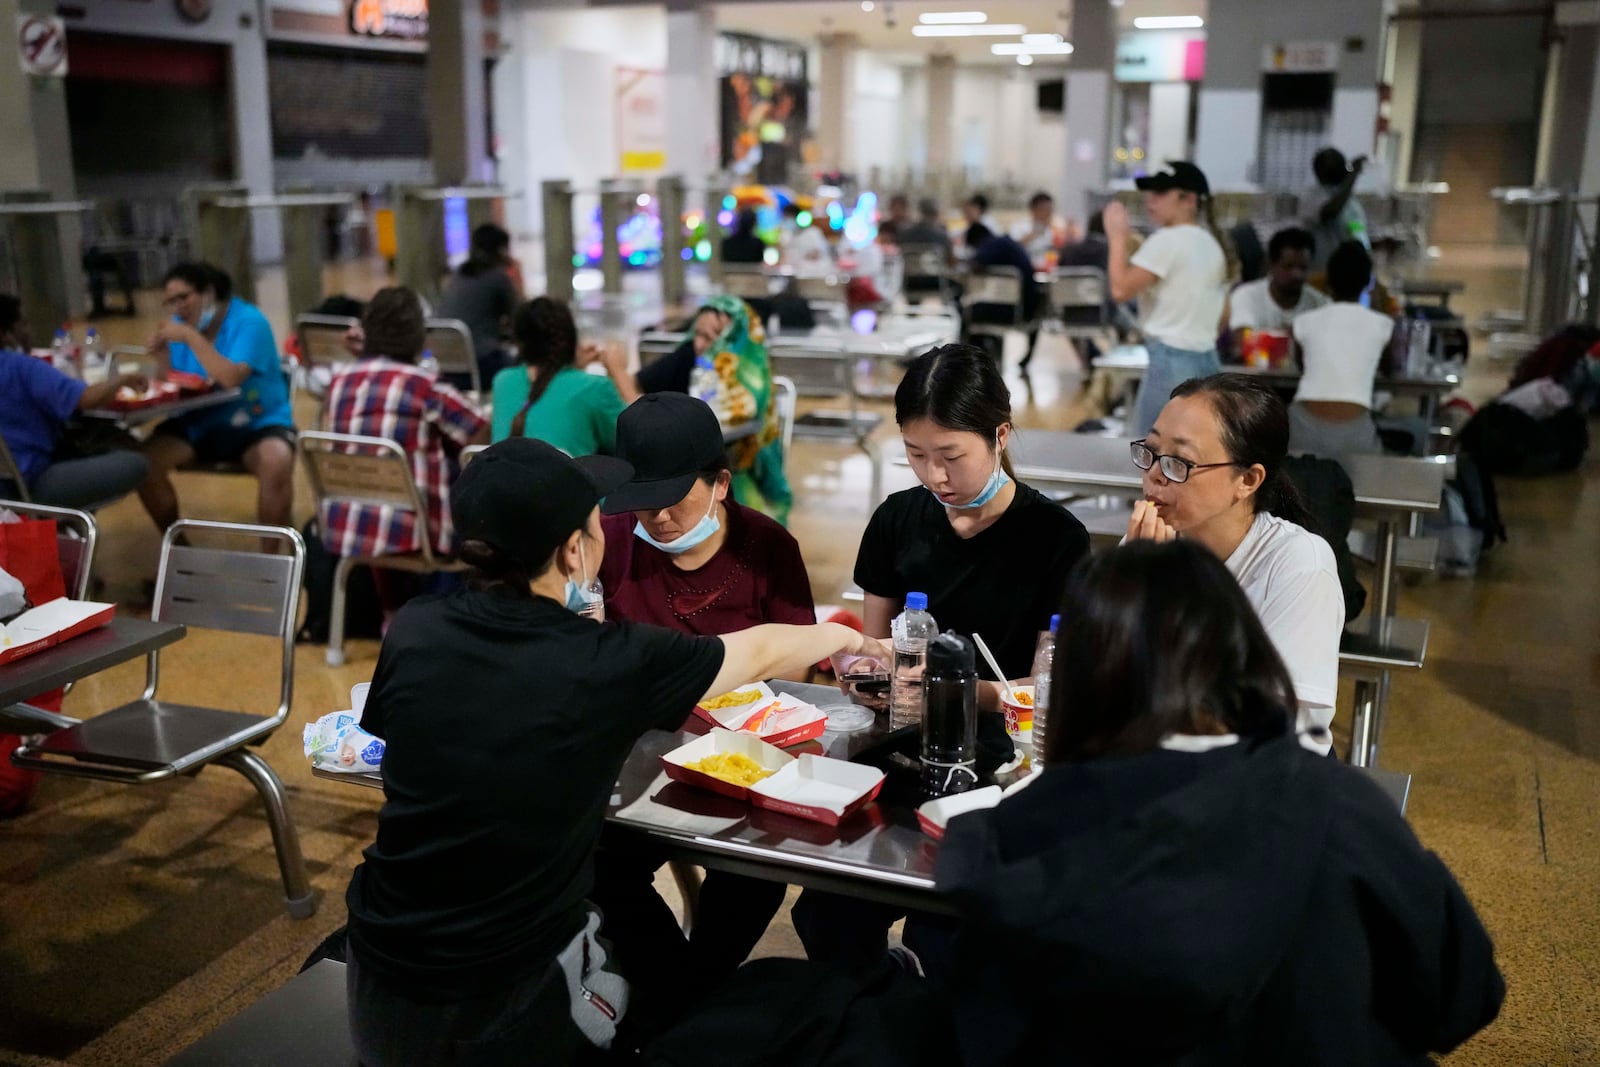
[1224,511,1344,753]
[1228,278,1329,332]
[1130,224,1228,351]
[782,226,834,275]
[1293,303,1395,407]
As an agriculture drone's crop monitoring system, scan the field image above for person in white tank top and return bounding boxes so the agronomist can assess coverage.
[1123,373,1344,755]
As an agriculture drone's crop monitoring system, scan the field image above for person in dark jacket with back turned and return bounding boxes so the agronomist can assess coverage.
[644,539,1502,1067]
[934,539,1504,1066]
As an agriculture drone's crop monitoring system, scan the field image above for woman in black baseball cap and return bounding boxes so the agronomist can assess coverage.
[588,393,818,1012]
[341,436,887,1065]
[1101,160,1237,436]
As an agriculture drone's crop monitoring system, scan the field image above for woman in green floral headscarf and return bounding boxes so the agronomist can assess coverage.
[688,294,793,524]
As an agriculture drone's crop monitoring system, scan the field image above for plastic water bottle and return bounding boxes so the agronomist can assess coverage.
[81,327,107,385]
[418,349,439,375]
[576,575,605,623]
[51,327,75,376]
[922,632,979,799]
[1029,614,1060,769]
[889,592,938,730]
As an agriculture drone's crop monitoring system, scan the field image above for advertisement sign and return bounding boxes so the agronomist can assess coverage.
[350,0,428,40]
[718,33,809,183]
[1115,31,1205,83]
[616,68,667,173]
[1262,41,1339,73]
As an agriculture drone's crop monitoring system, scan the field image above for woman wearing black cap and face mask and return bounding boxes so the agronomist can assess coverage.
[588,393,816,1014]
[342,437,886,1066]
[1102,160,1235,436]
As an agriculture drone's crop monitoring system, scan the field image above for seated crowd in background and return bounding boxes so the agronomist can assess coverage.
[437,222,523,389]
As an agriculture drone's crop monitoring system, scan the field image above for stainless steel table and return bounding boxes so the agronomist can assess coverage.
[1091,345,1460,427]
[0,616,186,709]
[81,387,242,430]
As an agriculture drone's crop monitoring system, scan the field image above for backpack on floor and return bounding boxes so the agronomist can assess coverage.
[1458,401,1588,478]
[1283,455,1367,623]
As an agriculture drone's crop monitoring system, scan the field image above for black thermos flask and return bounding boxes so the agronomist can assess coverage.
[921,631,979,799]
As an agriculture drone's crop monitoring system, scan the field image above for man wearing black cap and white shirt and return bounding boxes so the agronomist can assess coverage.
[1102,160,1232,435]
[588,394,814,1013]
[342,436,886,1064]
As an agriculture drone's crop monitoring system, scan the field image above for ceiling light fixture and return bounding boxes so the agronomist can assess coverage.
[1133,15,1204,30]
[918,11,988,24]
[1017,54,1034,66]
[991,41,1074,55]
[912,23,1027,36]
[861,0,874,9]
[1022,33,1063,45]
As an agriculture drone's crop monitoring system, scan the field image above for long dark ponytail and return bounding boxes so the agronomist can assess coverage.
[1169,374,1320,534]
[509,297,579,438]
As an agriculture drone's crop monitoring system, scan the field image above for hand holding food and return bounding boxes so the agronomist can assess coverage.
[152,319,196,348]
[1125,499,1176,544]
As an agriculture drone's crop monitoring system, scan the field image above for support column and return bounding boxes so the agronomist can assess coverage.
[817,33,859,173]
[926,53,957,194]
[0,0,85,320]
[1542,3,1600,191]
[666,4,720,179]
[1386,17,1424,185]
[428,0,491,187]
[229,12,281,263]
[1062,0,1115,227]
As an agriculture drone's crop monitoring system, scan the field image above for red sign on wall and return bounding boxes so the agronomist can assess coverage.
[350,0,427,40]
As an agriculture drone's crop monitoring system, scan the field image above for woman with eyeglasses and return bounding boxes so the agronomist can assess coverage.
[1125,373,1344,753]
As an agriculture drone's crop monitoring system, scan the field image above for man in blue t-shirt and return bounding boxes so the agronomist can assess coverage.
[0,294,149,509]
[138,263,296,530]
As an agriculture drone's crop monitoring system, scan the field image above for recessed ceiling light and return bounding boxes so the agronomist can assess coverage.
[1017,54,1034,66]
[1133,15,1204,29]
[912,23,1027,36]
[992,41,1075,55]
[918,11,988,24]
[861,0,874,9]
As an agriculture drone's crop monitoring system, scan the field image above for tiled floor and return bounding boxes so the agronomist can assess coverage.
[4,243,1599,1064]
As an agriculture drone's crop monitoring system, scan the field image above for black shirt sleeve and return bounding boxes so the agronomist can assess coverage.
[853,495,906,600]
[637,339,696,395]
[1032,500,1091,633]
[616,623,727,733]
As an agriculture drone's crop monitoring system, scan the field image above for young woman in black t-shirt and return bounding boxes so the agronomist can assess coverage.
[853,343,1090,703]
[794,344,1090,978]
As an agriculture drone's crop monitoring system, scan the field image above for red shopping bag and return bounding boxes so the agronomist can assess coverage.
[0,516,69,816]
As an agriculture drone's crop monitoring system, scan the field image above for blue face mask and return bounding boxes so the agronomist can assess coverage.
[196,301,216,332]
[564,540,603,618]
[635,496,721,555]
[929,444,1011,510]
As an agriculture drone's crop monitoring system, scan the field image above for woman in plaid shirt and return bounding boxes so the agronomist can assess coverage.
[321,288,489,606]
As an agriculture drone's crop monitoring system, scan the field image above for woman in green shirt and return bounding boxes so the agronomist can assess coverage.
[490,298,627,456]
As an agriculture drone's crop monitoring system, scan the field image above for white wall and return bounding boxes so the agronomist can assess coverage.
[852,51,904,180]
[495,4,668,237]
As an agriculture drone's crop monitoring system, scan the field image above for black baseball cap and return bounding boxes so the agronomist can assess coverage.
[451,437,633,568]
[601,393,726,514]
[1135,161,1211,197]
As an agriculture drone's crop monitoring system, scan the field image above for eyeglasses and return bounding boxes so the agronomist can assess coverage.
[1130,440,1238,484]
[161,290,196,310]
